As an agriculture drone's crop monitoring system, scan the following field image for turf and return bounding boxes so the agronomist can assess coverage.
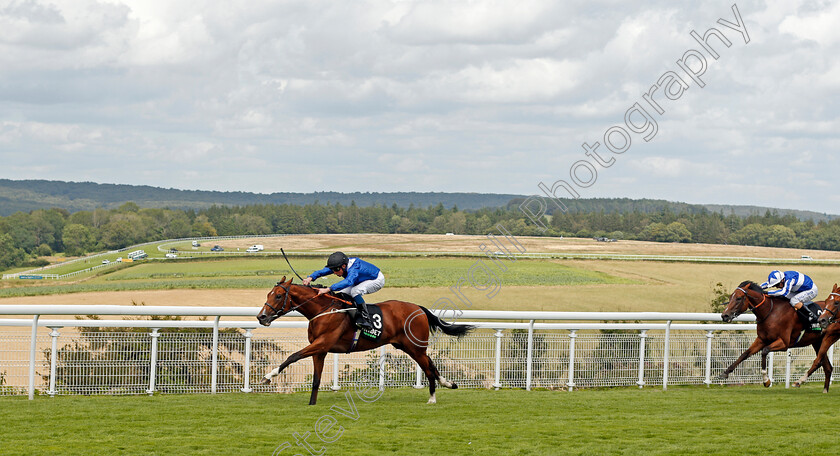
[0,386,834,455]
[0,257,634,298]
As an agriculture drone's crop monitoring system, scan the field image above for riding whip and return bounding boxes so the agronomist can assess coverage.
[281,248,305,281]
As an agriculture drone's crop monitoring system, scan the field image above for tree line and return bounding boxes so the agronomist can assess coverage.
[2,201,839,270]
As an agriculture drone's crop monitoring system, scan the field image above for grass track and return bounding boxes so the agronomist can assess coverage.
[0,386,834,455]
[0,257,633,298]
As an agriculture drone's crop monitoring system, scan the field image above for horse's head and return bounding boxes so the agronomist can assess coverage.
[722,281,762,322]
[257,276,293,326]
[818,283,840,329]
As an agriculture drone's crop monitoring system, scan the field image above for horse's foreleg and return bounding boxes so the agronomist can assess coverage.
[261,340,333,385]
[309,353,327,405]
[797,333,838,392]
[719,339,766,380]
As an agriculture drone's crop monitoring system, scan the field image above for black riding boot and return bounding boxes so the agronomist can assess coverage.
[353,295,373,330]
[795,306,815,326]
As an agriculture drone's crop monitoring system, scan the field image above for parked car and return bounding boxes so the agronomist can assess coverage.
[169,248,178,253]
[101,259,110,264]
[165,253,177,259]
[210,245,224,252]
[192,240,200,247]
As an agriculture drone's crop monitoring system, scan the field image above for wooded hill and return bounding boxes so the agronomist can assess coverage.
[1,179,836,222]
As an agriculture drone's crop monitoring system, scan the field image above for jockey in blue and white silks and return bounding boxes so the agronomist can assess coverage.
[302,251,385,330]
[760,270,818,311]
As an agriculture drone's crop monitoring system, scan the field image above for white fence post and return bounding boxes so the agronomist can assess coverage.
[147,328,160,395]
[211,316,220,394]
[703,330,714,386]
[378,347,386,391]
[333,353,342,391]
[48,327,61,397]
[29,314,39,400]
[493,329,503,390]
[785,349,792,388]
[768,352,774,386]
[414,364,423,389]
[241,329,253,393]
[637,330,647,388]
[567,330,577,392]
[662,320,672,390]
[525,320,534,391]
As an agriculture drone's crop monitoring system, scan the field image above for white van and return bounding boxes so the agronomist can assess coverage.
[246,245,264,253]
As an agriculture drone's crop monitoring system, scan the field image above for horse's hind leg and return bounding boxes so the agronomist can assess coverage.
[401,345,454,404]
[760,347,772,387]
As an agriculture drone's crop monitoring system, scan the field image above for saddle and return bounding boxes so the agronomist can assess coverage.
[346,305,383,340]
[331,292,382,340]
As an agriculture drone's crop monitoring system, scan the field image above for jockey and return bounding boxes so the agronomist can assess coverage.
[760,270,819,320]
[302,251,384,331]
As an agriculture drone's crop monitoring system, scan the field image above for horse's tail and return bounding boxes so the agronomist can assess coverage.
[419,306,475,338]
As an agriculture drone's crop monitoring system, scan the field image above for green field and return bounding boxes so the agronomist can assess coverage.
[0,257,634,298]
[0,386,834,455]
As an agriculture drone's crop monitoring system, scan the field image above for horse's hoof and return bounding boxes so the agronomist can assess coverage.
[451,383,458,390]
[260,378,271,385]
[718,373,729,380]
[427,399,436,405]
[763,380,772,388]
[793,382,801,388]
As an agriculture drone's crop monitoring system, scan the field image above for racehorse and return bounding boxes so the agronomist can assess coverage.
[719,281,833,392]
[818,284,840,330]
[256,276,475,405]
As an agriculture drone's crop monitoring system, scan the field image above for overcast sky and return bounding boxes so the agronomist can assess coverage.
[1,1,838,213]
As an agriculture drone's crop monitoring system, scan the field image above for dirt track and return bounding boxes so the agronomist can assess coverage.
[208,233,840,259]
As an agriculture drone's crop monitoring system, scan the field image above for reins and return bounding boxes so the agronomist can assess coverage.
[269,283,355,320]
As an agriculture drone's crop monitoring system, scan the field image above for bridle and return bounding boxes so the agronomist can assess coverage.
[263,281,293,317]
[263,282,353,320]
[729,286,772,322]
[821,292,840,324]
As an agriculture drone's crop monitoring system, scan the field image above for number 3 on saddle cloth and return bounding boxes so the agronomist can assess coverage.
[348,304,384,341]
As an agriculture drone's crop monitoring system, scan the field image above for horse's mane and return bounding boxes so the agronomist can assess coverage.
[738,280,766,294]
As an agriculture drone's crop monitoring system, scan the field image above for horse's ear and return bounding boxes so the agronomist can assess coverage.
[834,283,839,291]
[278,275,286,284]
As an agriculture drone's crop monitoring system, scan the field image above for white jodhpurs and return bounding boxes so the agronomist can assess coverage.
[790,287,818,306]
[336,271,385,299]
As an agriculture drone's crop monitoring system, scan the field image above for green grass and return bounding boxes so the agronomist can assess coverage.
[0,386,834,455]
[0,257,635,298]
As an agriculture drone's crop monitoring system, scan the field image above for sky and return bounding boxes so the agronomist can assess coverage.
[0,0,838,214]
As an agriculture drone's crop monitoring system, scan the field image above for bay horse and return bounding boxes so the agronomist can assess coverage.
[719,281,833,392]
[256,276,475,405]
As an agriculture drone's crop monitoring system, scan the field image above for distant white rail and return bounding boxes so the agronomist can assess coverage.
[1,306,833,399]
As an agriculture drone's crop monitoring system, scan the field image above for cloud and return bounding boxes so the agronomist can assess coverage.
[0,1,838,213]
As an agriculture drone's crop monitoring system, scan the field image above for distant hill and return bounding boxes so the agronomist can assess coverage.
[0,179,521,215]
[1,179,837,222]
